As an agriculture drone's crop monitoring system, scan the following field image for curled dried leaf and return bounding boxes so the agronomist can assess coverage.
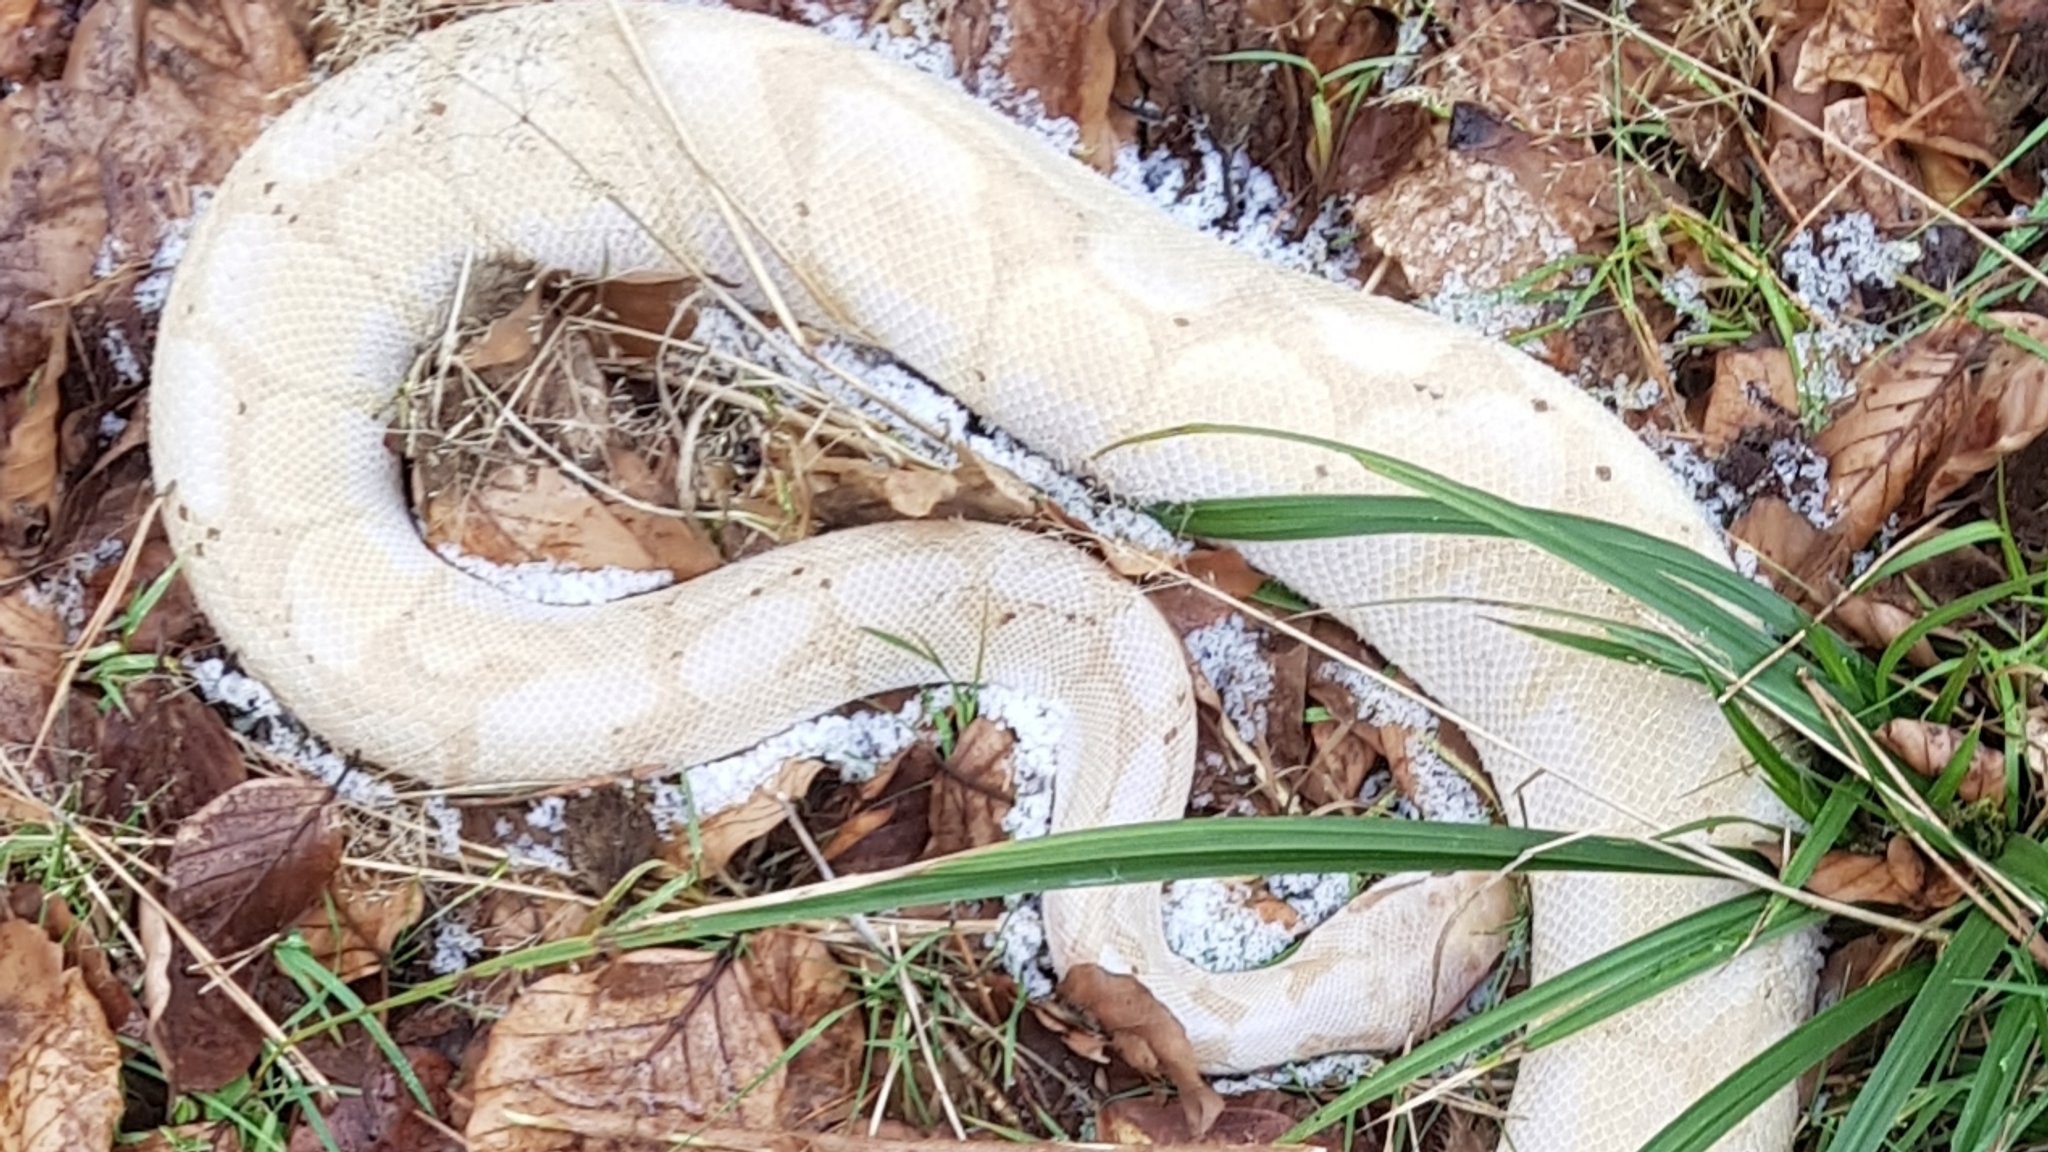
[930,715,1015,856]
[1878,717,2006,803]
[1057,964,1223,1138]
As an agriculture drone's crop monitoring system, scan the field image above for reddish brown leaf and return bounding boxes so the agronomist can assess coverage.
[147,778,343,1092]
[288,1045,458,1152]
[167,778,345,954]
[95,682,247,829]
[1003,0,1122,166]
[1184,548,1266,600]
[1058,964,1223,1138]
[930,716,1015,857]
[1831,594,1938,669]
[466,949,786,1151]
[1922,312,2048,508]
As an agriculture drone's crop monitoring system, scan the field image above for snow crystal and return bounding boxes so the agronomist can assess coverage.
[429,920,484,975]
[1183,614,1273,743]
[1780,213,1921,409]
[433,543,676,606]
[187,657,398,809]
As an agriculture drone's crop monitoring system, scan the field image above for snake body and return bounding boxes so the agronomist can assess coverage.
[148,4,1818,1148]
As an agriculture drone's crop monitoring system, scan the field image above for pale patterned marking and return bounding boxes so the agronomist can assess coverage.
[678,593,818,699]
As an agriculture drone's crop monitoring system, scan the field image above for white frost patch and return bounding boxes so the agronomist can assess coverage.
[1780,213,1921,411]
[491,813,574,875]
[187,657,397,809]
[1183,614,1272,743]
[649,682,1067,832]
[23,538,126,641]
[1420,268,1549,343]
[1162,870,1354,973]
[429,919,484,975]
[422,794,464,855]
[433,543,676,606]
[1213,1052,1383,1095]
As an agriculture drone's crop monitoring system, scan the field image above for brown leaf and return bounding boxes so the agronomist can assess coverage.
[744,931,862,1129]
[668,756,831,877]
[1878,717,2006,803]
[1705,348,1801,454]
[930,716,1015,856]
[7,885,137,1037]
[1831,594,1938,669]
[458,284,544,371]
[288,1045,458,1152]
[807,446,1036,529]
[1003,0,1122,167]
[149,778,344,1092]
[0,0,307,393]
[0,320,62,556]
[167,778,346,955]
[293,875,425,987]
[0,0,70,83]
[466,949,786,1151]
[423,463,682,575]
[1057,964,1223,1139]
[1184,548,1265,600]
[0,585,60,747]
[825,742,939,874]
[1756,836,1950,910]
[1814,321,1975,559]
[1796,0,1916,109]
[1922,312,2048,508]
[0,918,121,1152]
[94,681,247,829]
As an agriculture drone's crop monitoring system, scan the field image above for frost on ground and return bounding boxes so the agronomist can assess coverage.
[1184,613,1273,743]
[186,657,398,810]
[433,543,676,606]
[1781,212,1921,413]
[22,537,126,641]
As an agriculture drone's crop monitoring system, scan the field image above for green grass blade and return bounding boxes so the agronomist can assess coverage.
[1283,894,1824,1140]
[1826,911,2010,1152]
[1640,963,1930,1152]
[1949,989,2041,1152]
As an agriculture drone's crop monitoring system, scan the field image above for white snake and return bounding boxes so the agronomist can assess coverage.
[148,3,1819,1148]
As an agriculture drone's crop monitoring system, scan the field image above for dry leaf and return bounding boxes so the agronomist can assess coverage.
[744,931,862,1129]
[150,778,345,1092]
[1002,0,1122,166]
[0,0,70,82]
[95,681,247,829]
[1756,836,1954,910]
[466,949,786,1150]
[0,321,62,556]
[1814,321,1974,561]
[1922,312,2048,507]
[293,875,426,987]
[7,885,137,1037]
[1796,0,1916,109]
[288,1044,458,1152]
[0,918,121,1152]
[1058,964,1223,1138]
[1878,717,2006,803]
[670,756,832,876]
[424,463,681,575]
[1831,594,1938,669]
[826,742,941,874]
[807,446,1036,528]
[0,585,60,748]
[930,716,1015,856]
[458,285,544,370]
[1705,348,1800,454]
[0,0,307,394]
[1184,548,1267,600]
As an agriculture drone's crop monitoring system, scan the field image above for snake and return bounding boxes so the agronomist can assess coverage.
[146,2,1820,1148]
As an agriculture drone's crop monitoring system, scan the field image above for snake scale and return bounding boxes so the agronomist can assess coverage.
[147,3,1820,1148]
